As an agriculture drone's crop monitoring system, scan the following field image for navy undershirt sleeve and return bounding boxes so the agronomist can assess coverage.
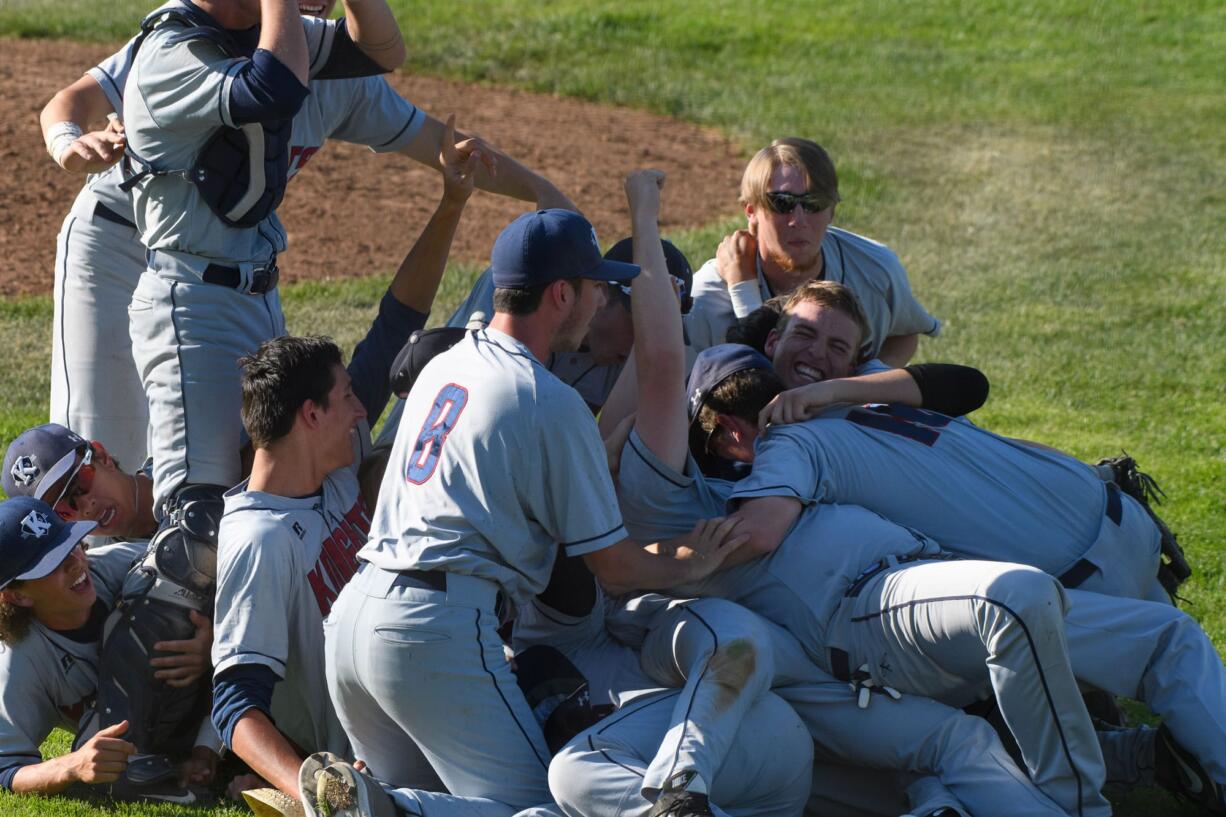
[905,363,991,417]
[212,664,280,749]
[349,293,429,421]
[228,49,309,125]
[0,756,39,791]
[314,18,389,80]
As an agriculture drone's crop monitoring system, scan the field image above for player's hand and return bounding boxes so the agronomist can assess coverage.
[603,411,636,478]
[178,745,219,786]
[439,114,491,205]
[68,720,135,784]
[716,230,757,285]
[152,610,212,688]
[758,382,841,430]
[624,169,665,217]
[226,772,266,802]
[673,516,748,580]
[58,124,126,174]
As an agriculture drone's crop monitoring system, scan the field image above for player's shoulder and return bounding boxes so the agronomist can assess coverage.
[690,257,728,295]
[825,226,904,274]
[219,487,303,554]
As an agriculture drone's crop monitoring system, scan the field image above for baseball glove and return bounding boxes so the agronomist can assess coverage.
[1096,453,1192,599]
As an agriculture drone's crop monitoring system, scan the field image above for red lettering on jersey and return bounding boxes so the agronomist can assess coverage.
[58,697,92,724]
[288,145,322,178]
[307,567,339,615]
[297,146,319,170]
[306,498,373,616]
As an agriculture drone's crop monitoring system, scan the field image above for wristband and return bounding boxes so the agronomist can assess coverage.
[45,121,83,166]
[728,279,763,318]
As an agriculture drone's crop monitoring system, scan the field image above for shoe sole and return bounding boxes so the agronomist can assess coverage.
[245,787,306,817]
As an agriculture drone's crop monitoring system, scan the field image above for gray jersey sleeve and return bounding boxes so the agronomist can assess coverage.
[325,75,425,152]
[727,425,832,506]
[212,516,297,679]
[617,429,732,542]
[87,35,140,112]
[136,33,245,131]
[0,652,64,788]
[527,385,628,557]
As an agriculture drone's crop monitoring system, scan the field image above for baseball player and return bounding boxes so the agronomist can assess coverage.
[685,137,940,365]
[3,423,156,541]
[210,126,482,800]
[685,345,1226,814]
[323,207,745,814]
[0,497,217,802]
[40,0,400,472]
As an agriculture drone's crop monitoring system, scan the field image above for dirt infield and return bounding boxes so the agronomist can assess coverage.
[0,37,746,297]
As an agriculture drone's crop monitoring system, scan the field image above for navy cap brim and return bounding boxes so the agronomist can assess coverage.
[589,258,640,283]
[12,520,96,584]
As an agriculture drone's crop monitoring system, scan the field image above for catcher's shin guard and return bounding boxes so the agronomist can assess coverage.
[95,484,225,761]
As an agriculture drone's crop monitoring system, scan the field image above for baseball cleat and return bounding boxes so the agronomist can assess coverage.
[314,760,397,817]
[245,786,306,817]
[1154,723,1224,813]
[648,789,716,817]
[298,752,345,817]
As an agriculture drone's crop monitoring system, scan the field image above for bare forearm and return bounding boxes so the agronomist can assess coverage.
[388,197,467,313]
[259,0,309,85]
[231,710,303,797]
[10,757,76,795]
[40,76,112,138]
[827,368,922,406]
[878,333,920,368]
[340,0,405,70]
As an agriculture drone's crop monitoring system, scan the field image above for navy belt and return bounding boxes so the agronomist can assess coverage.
[202,260,279,294]
[1058,484,1124,589]
[93,202,136,230]
[844,552,958,599]
[829,647,853,682]
[391,569,448,593]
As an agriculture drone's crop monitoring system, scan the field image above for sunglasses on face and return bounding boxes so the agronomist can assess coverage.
[50,447,95,520]
[763,191,833,215]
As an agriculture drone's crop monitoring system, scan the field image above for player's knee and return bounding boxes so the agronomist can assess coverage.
[731,693,813,806]
[548,745,600,815]
[984,564,1067,626]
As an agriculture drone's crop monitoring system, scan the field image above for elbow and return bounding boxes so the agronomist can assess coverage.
[371,42,406,71]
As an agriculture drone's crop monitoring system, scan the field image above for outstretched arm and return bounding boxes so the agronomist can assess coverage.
[398,113,577,210]
[623,170,691,472]
[39,75,125,174]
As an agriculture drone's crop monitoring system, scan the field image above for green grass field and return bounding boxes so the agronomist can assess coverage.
[2,0,1224,814]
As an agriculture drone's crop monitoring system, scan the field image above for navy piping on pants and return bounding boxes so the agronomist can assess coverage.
[851,594,1087,817]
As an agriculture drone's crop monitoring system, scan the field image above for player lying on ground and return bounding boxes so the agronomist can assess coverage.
[685,137,940,365]
[0,497,217,801]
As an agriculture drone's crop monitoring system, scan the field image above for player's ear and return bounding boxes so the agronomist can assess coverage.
[91,440,114,469]
[764,328,781,359]
[0,588,34,608]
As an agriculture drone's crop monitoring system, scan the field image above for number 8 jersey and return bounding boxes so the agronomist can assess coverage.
[359,328,628,605]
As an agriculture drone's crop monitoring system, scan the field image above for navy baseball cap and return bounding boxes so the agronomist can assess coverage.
[0,497,96,590]
[390,327,469,396]
[3,423,89,501]
[490,209,640,289]
[686,344,774,425]
[602,237,694,313]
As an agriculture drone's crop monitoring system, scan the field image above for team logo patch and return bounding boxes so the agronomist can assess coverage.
[292,521,307,540]
[20,510,52,539]
[10,455,39,487]
[60,653,76,673]
[588,226,601,252]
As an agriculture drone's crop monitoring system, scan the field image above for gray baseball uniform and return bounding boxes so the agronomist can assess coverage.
[685,227,940,356]
[52,18,424,474]
[742,406,1165,602]
[617,429,1102,816]
[212,290,423,761]
[121,6,399,512]
[0,540,217,789]
[327,327,626,810]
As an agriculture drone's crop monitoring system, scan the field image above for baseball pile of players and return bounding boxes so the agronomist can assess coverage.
[0,0,1221,815]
